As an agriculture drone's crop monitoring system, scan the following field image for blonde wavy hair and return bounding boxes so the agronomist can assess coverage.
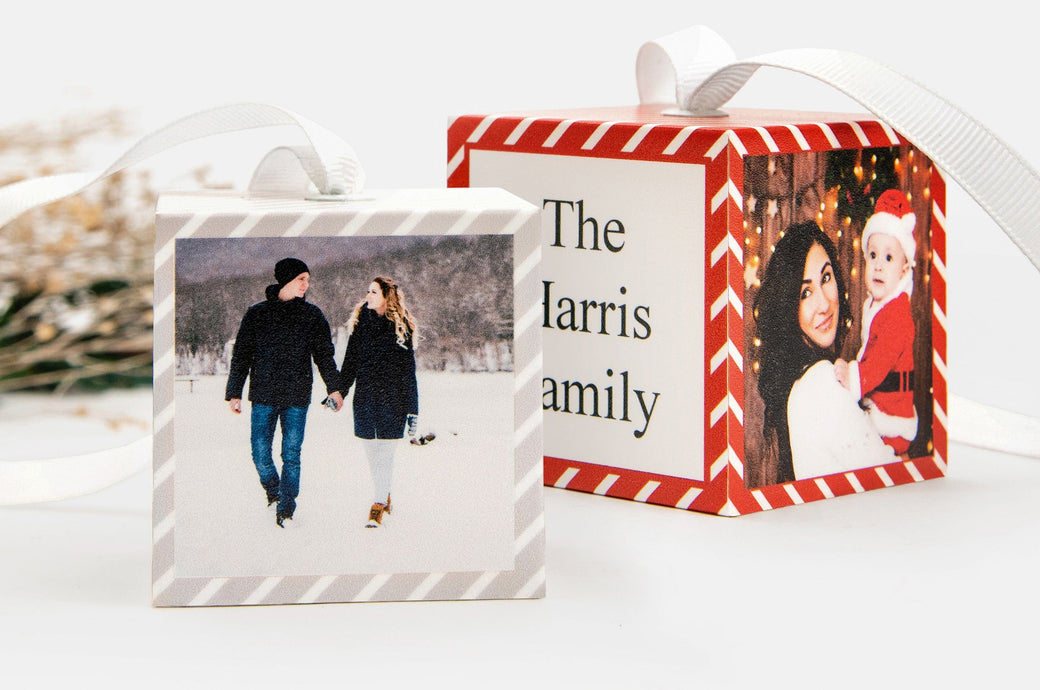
[349,276,418,348]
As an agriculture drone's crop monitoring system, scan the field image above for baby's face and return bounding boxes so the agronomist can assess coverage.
[865,233,910,302]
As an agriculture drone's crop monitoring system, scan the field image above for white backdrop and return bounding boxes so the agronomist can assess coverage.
[2,2,1038,687]
[5,0,1033,416]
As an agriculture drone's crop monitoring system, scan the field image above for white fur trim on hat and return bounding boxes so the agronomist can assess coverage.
[862,189,916,265]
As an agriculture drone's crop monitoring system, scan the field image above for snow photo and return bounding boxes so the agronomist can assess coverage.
[172,234,517,577]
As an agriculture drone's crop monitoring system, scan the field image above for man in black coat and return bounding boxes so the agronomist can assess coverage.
[225,258,343,528]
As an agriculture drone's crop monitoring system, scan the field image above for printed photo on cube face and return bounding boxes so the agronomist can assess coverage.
[742,147,935,488]
[172,234,516,577]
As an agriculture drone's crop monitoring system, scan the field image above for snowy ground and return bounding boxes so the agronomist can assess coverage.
[172,372,515,578]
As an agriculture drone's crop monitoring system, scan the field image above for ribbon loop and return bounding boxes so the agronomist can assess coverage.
[636,25,736,116]
[249,146,322,198]
[0,103,365,230]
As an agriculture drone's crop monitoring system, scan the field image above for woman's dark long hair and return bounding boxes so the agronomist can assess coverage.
[753,222,852,482]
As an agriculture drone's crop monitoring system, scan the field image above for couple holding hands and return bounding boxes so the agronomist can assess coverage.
[225,258,420,529]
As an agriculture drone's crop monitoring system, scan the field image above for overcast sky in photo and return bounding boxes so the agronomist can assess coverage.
[174,235,440,285]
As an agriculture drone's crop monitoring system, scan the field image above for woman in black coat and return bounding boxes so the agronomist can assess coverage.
[339,276,419,528]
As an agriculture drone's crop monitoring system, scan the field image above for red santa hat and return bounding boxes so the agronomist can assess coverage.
[862,189,916,264]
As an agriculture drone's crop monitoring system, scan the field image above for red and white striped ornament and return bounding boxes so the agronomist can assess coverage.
[450,105,948,515]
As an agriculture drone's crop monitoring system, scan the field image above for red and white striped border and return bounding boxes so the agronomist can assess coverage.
[449,110,947,515]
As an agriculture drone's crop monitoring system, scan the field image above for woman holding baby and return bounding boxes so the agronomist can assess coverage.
[753,191,919,483]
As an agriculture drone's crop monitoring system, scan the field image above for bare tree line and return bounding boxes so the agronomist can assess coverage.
[175,235,514,376]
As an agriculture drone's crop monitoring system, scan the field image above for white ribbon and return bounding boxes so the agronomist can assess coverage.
[949,395,1040,458]
[0,104,365,505]
[638,26,1040,458]
[0,102,366,230]
[636,25,737,117]
[248,146,319,198]
[0,435,152,506]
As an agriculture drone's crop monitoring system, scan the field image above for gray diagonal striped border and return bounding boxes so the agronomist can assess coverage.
[152,193,543,606]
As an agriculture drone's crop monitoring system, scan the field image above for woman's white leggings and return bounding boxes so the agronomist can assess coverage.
[363,439,398,505]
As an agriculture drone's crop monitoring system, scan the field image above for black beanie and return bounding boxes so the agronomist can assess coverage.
[274,258,309,286]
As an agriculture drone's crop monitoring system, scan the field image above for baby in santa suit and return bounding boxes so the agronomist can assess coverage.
[835,189,918,455]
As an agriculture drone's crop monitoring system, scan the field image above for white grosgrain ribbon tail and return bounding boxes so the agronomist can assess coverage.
[948,394,1040,458]
[638,26,1040,458]
[0,435,153,506]
[0,104,365,505]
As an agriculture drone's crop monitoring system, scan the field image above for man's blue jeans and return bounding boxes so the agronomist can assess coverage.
[250,403,308,516]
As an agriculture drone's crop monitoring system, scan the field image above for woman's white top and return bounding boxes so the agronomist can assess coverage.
[787,360,897,480]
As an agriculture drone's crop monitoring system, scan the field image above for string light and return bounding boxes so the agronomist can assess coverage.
[753,337,762,347]
[871,154,877,164]
[851,267,858,278]
[752,361,761,373]
[756,226,762,234]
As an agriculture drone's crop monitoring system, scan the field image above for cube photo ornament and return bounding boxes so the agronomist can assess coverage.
[152,187,544,605]
[451,106,947,515]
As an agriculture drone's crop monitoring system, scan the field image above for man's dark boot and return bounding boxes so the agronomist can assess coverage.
[276,510,293,528]
[263,480,280,508]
